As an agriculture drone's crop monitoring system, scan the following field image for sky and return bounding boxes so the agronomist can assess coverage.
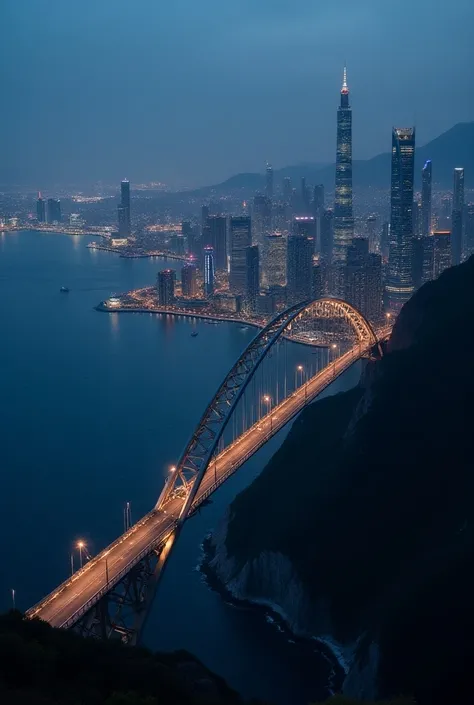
[1,0,473,189]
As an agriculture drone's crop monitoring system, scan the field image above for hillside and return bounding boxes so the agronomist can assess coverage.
[206,256,474,705]
[193,122,474,197]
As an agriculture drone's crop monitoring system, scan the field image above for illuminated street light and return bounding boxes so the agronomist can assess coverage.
[77,541,85,570]
[263,395,273,432]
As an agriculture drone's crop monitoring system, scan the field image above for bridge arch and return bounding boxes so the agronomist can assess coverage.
[157,297,378,520]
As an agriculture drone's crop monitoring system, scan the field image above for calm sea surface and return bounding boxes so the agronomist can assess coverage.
[0,230,361,704]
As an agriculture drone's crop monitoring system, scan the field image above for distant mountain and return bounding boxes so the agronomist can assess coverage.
[193,122,474,198]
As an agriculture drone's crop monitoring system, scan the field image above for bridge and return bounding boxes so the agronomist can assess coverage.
[26,298,391,643]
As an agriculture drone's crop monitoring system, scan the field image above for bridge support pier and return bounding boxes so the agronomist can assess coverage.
[71,544,170,645]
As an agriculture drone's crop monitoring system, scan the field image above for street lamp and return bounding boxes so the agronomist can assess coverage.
[331,344,338,376]
[263,395,272,432]
[77,541,85,570]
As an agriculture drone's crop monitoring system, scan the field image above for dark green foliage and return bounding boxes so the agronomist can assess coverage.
[0,611,240,705]
[223,256,474,705]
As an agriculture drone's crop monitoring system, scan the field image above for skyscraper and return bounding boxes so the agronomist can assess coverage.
[252,194,272,246]
[245,245,259,313]
[203,215,227,270]
[36,192,46,223]
[157,269,176,306]
[385,127,416,313]
[287,235,313,306]
[120,179,131,236]
[47,198,61,224]
[451,167,465,265]
[261,233,287,288]
[433,231,452,278]
[266,163,274,200]
[181,262,198,297]
[313,185,325,215]
[333,66,353,263]
[365,215,377,252]
[320,209,334,265]
[203,246,215,297]
[465,203,474,259]
[283,177,292,204]
[229,216,252,295]
[421,160,432,237]
[344,239,382,323]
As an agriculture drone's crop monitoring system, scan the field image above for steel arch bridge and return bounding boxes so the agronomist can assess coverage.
[157,297,379,521]
[27,297,385,644]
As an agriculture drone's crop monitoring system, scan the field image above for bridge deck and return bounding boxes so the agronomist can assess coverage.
[27,338,381,629]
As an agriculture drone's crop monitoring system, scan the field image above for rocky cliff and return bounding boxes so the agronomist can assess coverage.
[207,257,474,705]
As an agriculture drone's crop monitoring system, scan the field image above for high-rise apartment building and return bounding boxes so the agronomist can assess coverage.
[451,167,465,265]
[36,192,46,222]
[203,246,215,297]
[433,231,452,279]
[119,179,131,236]
[261,233,287,288]
[245,245,259,313]
[365,215,377,252]
[181,262,198,298]
[344,239,382,323]
[252,194,272,246]
[229,216,252,294]
[157,269,176,306]
[47,198,61,224]
[287,235,313,306]
[385,127,416,313]
[202,215,227,270]
[333,66,353,263]
[421,160,432,237]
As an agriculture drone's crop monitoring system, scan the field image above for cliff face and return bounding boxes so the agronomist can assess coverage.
[208,257,474,705]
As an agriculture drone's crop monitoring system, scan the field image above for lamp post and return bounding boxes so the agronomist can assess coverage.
[331,344,337,376]
[77,541,85,570]
[263,395,272,432]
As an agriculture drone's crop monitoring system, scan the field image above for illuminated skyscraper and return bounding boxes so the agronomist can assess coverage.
[333,66,353,263]
[265,163,274,200]
[203,246,215,297]
[465,203,474,258]
[385,127,416,313]
[287,234,313,305]
[421,160,432,237]
[433,230,452,278]
[344,239,382,323]
[261,233,287,288]
[36,192,46,222]
[229,216,252,295]
[451,167,465,265]
[203,215,227,270]
[181,262,198,297]
[245,245,259,313]
[252,194,272,246]
[119,179,131,236]
[47,198,61,224]
[283,177,292,204]
[157,269,176,306]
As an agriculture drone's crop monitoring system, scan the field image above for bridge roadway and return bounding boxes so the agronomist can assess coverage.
[27,338,378,629]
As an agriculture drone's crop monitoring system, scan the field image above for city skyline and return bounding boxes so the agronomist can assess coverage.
[1,0,474,188]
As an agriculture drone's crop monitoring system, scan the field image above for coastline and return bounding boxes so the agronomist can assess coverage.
[199,534,346,692]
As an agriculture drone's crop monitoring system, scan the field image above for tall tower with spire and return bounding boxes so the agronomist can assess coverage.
[333,65,354,265]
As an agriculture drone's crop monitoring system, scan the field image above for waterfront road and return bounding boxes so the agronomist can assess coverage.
[27,338,379,629]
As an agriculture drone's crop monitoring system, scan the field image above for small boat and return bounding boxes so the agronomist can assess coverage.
[60,286,70,293]
[191,331,198,337]
[239,325,249,331]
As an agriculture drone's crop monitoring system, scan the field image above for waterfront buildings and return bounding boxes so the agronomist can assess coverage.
[452,167,465,265]
[421,160,432,237]
[385,127,416,313]
[157,269,176,306]
[287,234,313,305]
[181,262,198,297]
[203,246,215,296]
[229,216,252,295]
[333,66,354,263]
[36,193,46,223]
[47,198,61,224]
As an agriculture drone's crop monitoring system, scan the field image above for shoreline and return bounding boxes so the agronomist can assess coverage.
[199,534,346,694]
[95,302,264,329]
